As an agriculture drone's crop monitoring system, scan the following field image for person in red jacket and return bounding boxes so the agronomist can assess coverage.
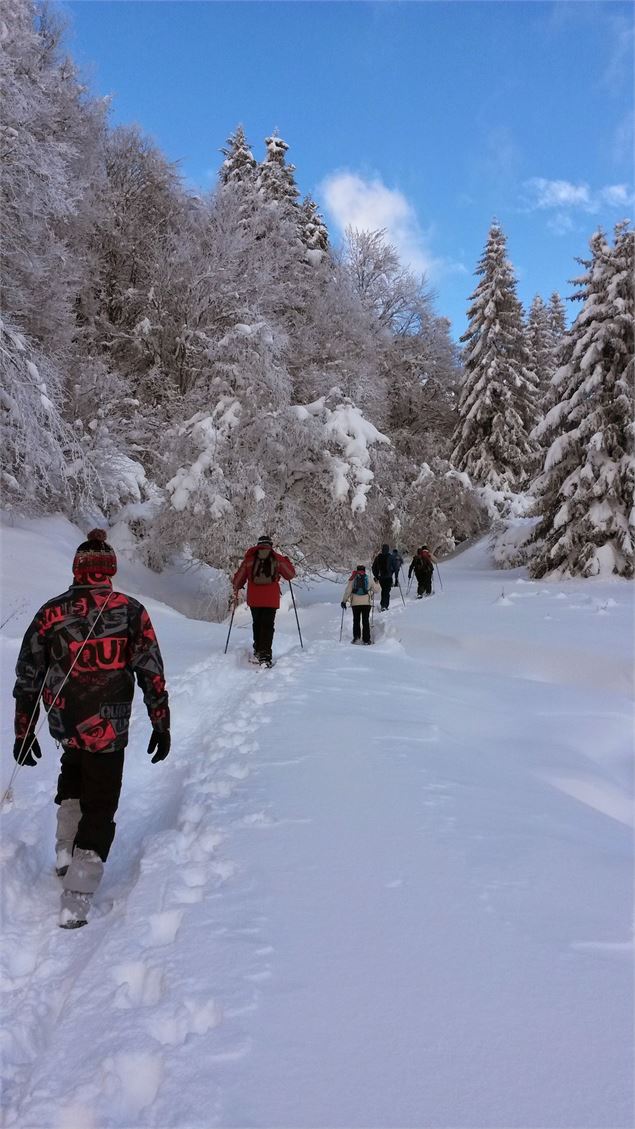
[12,529,170,929]
[232,536,296,667]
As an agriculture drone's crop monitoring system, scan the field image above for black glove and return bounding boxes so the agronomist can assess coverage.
[13,735,42,767]
[340,601,347,609]
[148,729,171,763]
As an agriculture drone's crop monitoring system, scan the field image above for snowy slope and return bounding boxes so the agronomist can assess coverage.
[1,518,633,1129]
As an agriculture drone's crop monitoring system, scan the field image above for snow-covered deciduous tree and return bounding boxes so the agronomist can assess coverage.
[0,319,93,511]
[343,227,430,335]
[1,0,105,351]
[451,222,539,494]
[530,223,634,578]
[396,460,488,556]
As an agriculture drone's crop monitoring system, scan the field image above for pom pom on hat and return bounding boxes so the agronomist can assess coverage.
[87,528,108,543]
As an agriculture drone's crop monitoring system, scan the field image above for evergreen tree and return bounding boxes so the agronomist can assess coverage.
[257,132,300,212]
[451,222,538,491]
[219,124,257,186]
[299,194,329,261]
[548,291,567,341]
[531,224,634,578]
[527,294,558,400]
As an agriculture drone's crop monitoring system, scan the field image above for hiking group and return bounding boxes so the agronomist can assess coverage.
[10,529,438,928]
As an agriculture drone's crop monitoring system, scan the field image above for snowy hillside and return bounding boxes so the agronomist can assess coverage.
[1,517,633,1129]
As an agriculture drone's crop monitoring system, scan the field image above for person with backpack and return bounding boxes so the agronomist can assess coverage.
[408,545,436,598]
[232,536,296,667]
[372,543,395,611]
[341,565,377,644]
[390,548,404,588]
[12,529,170,929]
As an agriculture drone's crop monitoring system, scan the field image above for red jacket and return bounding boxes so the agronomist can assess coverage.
[233,547,296,609]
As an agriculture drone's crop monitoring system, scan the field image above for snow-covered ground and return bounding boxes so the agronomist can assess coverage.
[1,516,633,1129]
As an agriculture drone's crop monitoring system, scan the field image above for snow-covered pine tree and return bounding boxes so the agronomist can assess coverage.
[451,222,538,493]
[530,223,634,578]
[548,291,567,341]
[257,132,300,213]
[527,294,558,402]
[219,124,257,186]
[299,195,329,263]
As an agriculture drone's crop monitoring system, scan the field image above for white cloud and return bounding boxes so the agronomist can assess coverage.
[599,184,633,207]
[526,178,592,210]
[522,177,634,231]
[320,170,443,278]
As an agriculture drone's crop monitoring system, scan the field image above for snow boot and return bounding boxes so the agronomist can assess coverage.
[55,798,81,877]
[59,847,103,929]
[59,890,92,929]
[351,638,360,644]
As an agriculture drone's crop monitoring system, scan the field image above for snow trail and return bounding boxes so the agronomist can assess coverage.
[1,527,633,1128]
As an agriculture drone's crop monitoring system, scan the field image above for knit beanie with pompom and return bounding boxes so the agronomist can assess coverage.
[72,529,117,581]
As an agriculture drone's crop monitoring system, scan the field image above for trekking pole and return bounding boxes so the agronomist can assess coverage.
[407,575,412,596]
[435,564,444,592]
[224,596,237,654]
[397,579,406,607]
[288,582,304,649]
[339,605,345,642]
[2,590,114,811]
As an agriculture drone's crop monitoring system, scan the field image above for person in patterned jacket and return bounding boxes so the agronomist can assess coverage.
[232,535,296,667]
[12,529,170,928]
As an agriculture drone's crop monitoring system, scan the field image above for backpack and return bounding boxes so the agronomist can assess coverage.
[251,549,279,585]
[351,572,369,596]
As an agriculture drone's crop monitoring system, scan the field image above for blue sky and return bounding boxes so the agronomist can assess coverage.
[60,1,633,336]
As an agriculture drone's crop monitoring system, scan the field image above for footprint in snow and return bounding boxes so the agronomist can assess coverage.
[101,1051,163,1119]
[144,997,222,1047]
[112,960,165,1008]
[146,910,183,947]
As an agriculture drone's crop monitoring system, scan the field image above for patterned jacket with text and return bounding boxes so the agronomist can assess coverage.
[13,581,170,753]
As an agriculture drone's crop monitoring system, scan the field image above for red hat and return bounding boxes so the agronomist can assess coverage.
[73,529,117,581]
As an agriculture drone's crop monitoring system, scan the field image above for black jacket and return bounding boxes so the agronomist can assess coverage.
[13,581,169,753]
[372,550,393,582]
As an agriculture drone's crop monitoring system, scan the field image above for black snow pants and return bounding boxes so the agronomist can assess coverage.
[416,566,433,596]
[379,578,393,609]
[352,605,371,643]
[55,747,125,861]
[251,606,277,661]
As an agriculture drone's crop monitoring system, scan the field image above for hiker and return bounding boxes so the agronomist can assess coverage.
[372,543,395,611]
[341,565,377,644]
[390,548,404,588]
[408,545,436,598]
[233,536,296,666]
[12,530,170,929]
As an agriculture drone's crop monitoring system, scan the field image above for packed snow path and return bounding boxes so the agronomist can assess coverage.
[1,525,633,1128]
